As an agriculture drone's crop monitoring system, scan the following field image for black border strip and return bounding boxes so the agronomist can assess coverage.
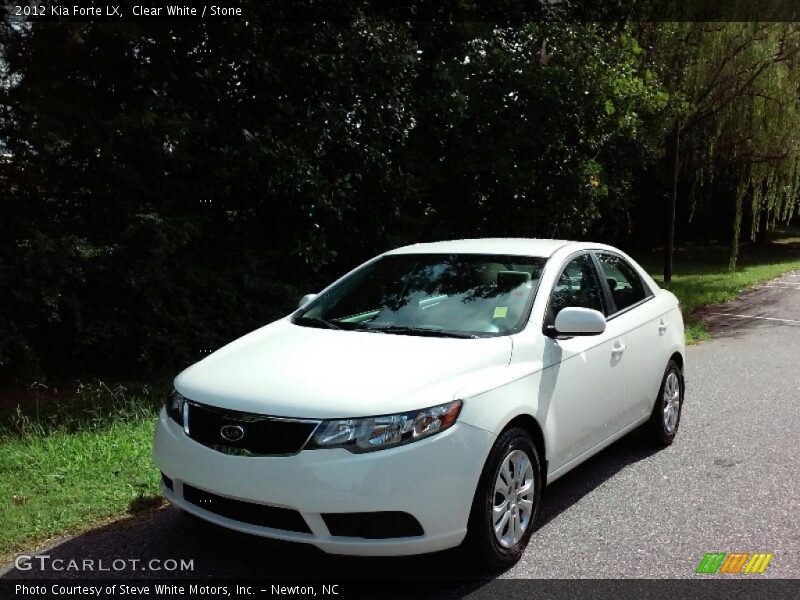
[5,0,800,24]
[2,578,799,600]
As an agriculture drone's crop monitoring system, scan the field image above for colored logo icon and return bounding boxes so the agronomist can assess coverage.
[696,552,773,574]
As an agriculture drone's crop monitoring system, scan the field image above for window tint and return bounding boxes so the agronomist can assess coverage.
[298,254,547,336]
[596,253,648,312]
[548,254,604,320]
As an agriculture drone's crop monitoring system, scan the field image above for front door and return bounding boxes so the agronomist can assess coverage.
[541,253,629,472]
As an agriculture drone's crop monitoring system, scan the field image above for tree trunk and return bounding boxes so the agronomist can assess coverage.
[755,179,770,245]
[664,124,680,284]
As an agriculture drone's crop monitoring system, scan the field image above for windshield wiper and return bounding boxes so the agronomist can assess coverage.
[357,325,478,339]
[293,316,342,330]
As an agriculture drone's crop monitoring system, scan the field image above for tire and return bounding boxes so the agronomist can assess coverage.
[463,427,542,571]
[644,359,684,445]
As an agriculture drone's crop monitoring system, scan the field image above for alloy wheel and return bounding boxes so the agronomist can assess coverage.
[492,449,535,548]
[663,371,681,434]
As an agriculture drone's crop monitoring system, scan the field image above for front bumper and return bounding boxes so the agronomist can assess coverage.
[153,408,494,556]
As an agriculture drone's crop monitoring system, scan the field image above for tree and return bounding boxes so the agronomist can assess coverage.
[405,21,667,243]
[645,23,800,279]
[0,8,420,378]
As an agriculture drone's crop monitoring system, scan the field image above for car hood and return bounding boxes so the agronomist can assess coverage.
[174,319,513,419]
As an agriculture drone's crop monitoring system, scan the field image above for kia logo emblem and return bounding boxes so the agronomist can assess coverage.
[220,424,245,442]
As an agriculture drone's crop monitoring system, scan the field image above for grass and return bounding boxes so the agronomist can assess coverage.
[1,228,798,560]
[0,382,165,561]
[638,227,800,343]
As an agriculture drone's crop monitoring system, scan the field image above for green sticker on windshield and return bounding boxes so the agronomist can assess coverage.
[493,306,508,319]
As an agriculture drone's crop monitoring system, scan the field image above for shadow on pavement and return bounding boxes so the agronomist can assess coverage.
[1,432,662,581]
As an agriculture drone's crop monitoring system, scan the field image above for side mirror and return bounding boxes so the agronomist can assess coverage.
[553,307,606,336]
[298,293,317,309]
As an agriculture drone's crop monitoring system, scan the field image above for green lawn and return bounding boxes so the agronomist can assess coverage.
[0,384,164,561]
[639,228,800,343]
[1,230,798,561]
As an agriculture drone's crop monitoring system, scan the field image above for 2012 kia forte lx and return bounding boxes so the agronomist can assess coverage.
[153,239,685,569]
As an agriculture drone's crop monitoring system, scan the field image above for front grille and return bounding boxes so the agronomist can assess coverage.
[186,401,319,456]
[322,511,424,539]
[183,484,311,533]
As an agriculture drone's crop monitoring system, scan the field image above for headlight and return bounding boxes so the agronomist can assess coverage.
[165,388,186,427]
[307,400,462,453]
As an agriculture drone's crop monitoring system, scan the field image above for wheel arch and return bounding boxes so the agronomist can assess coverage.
[669,351,686,404]
[500,413,547,488]
[650,352,685,417]
[670,350,684,371]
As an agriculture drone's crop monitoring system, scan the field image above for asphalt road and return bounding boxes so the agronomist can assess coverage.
[3,270,799,580]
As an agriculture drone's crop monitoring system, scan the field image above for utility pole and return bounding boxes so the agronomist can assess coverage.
[664,124,680,284]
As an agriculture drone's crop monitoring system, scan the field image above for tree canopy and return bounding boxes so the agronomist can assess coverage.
[644,23,800,269]
[1,7,798,380]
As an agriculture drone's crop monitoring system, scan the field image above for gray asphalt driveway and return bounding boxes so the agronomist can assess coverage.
[3,271,799,580]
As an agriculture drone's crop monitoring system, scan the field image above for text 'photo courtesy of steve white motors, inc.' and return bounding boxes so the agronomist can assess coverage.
[13,583,340,597]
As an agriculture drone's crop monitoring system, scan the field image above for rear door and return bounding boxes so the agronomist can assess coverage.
[594,252,664,423]
[542,252,629,472]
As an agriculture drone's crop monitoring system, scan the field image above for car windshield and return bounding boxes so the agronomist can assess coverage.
[294,253,547,337]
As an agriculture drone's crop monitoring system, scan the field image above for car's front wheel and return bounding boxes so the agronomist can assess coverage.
[463,427,542,571]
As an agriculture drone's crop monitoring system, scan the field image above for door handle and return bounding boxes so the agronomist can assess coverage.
[659,319,668,334]
[612,341,626,355]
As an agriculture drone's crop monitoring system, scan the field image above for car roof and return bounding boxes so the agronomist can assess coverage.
[386,238,577,258]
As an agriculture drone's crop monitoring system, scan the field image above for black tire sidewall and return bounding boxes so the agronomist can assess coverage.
[467,427,542,569]
[650,360,684,444]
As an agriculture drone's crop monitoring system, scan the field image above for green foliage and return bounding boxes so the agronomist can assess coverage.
[0,380,164,436]
[1,7,798,381]
[0,11,418,378]
[404,22,667,242]
[0,10,670,380]
[643,23,800,266]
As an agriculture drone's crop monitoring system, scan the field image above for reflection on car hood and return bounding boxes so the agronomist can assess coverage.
[174,319,513,419]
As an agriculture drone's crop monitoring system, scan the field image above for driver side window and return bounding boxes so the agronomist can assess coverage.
[547,254,604,321]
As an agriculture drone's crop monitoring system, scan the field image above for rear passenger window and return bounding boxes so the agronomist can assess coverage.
[596,253,649,313]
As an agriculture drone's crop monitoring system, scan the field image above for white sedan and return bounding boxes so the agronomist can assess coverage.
[153,239,685,569]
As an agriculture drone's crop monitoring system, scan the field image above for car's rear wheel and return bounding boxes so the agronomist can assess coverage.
[644,359,684,445]
[463,427,541,571]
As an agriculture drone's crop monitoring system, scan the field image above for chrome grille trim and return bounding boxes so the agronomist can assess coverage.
[183,400,322,457]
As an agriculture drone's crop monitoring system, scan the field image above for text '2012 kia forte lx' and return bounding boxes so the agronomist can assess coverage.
[153,239,685,569]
